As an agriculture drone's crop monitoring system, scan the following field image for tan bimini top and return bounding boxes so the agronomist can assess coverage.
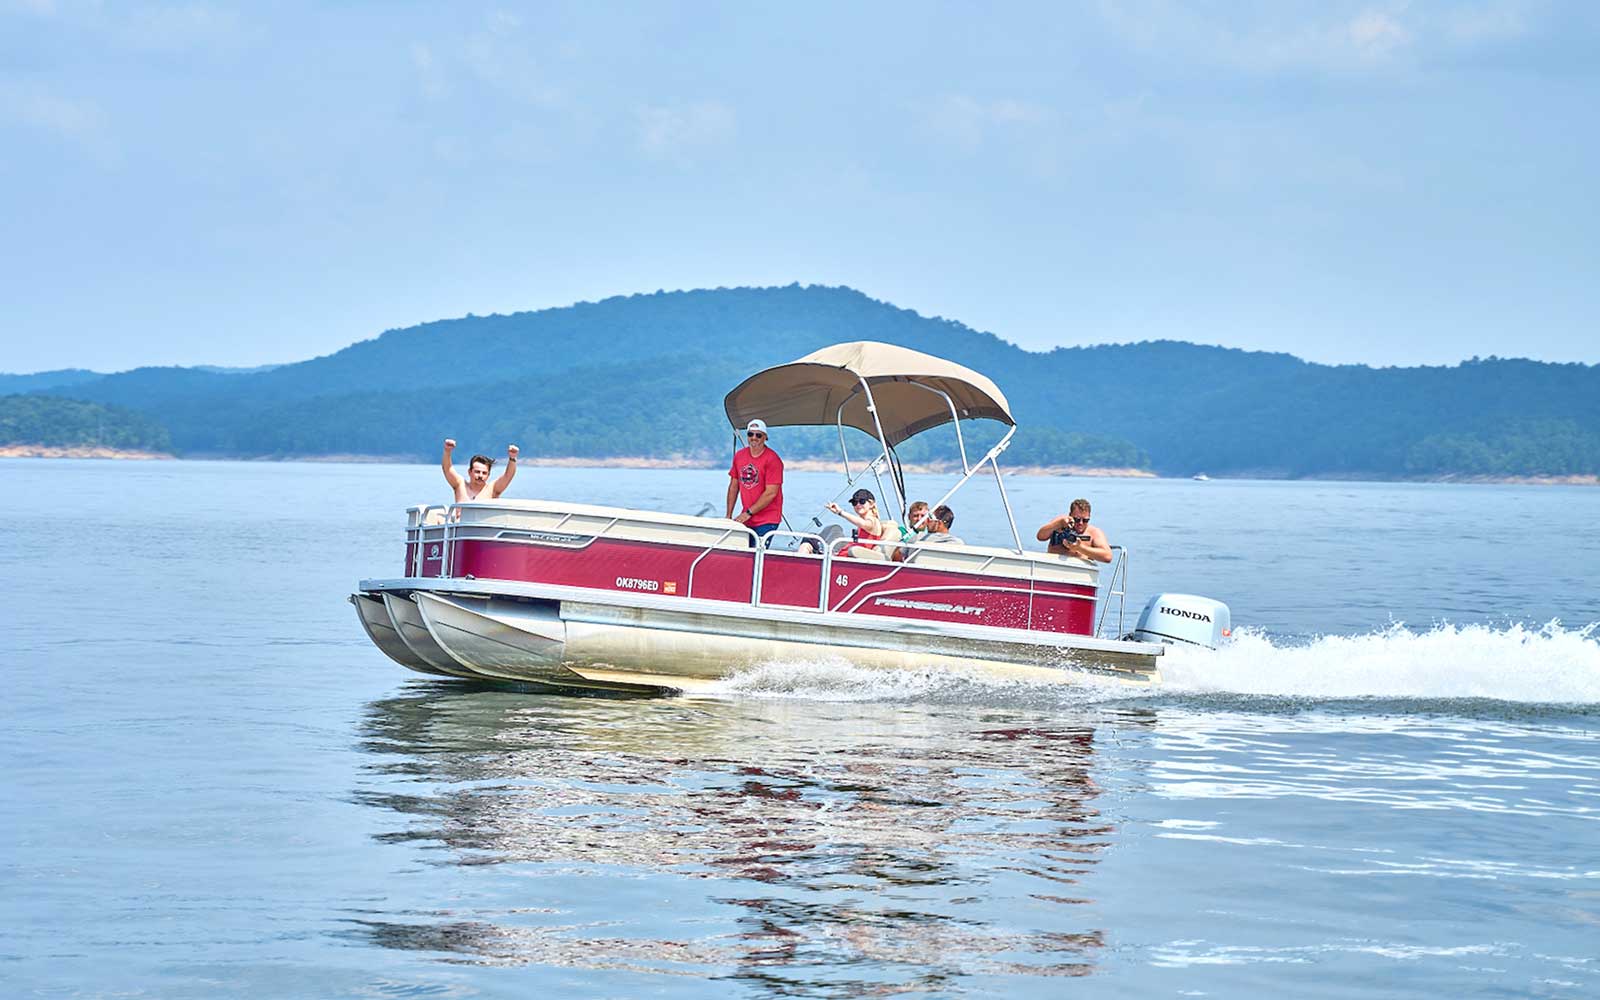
[723,341,1015,447]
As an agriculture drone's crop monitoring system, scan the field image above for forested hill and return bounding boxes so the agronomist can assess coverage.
[0,395,172,452]
[10,284,1600,479]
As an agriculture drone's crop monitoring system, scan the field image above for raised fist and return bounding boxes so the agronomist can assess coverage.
[507,444,519,458]
[444,438,456,449]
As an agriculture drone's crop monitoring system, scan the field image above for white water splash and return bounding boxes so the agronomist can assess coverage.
[702,622,1600,706]
[705,656,1007,701]
[703,654,1131,703]
[1158,621,1600,703]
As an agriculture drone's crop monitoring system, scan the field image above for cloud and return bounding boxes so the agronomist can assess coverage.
[634,100,735,165]
[486,8,521,35]
[1347,9,1410,56]
[1093,0,1555,74]
[459,13,564,108]
[117,3,243,52]
[1442,1,1533,45]
[1092,1,1422,73]
[2,1,246,51]
[0,80,116,161]
[401,12,567,110]
[920,95,1052,152]
[411,42,447,100]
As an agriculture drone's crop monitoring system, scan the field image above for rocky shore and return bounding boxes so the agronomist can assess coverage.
[0,445,173,460]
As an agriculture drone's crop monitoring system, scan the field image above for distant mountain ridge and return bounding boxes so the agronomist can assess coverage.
[0,369,106,394]
[8,285,1599,478]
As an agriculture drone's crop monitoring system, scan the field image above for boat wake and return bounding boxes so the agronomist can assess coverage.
[706,621,1600,708]
[1159,621,1600,705]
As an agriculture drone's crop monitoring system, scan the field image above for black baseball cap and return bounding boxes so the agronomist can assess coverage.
[848,488,874,504]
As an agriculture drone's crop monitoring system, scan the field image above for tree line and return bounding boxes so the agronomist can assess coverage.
[0,394,172,451]
[8,286,1597,477]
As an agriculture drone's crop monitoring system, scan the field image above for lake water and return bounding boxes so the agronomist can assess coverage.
[4,459,1599,998]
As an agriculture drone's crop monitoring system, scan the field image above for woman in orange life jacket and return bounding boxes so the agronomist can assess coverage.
[825,488,898,560]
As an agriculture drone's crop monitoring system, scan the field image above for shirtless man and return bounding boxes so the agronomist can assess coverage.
[1036,497,1112,563]
[441,439,519,501]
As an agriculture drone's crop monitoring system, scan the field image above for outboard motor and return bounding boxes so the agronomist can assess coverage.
[1130,594,1232,649]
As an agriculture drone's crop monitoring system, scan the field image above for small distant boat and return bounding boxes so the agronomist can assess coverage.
[1192,473,1210,481]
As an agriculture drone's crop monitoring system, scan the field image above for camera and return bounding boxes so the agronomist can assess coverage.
[1050,527,1084,546]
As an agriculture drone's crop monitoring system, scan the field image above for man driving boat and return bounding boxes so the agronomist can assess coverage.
[726,419,784,547]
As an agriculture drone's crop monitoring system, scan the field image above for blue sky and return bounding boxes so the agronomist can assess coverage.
[2,1,1596,372]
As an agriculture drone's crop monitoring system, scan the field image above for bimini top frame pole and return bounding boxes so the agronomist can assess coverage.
[856,376,906,519]
[902,379,971,475]
[835,386,896,514]
[837,376,1021,551]
[919,424,1024,553]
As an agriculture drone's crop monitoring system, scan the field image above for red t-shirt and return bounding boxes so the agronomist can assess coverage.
[729,446,784,527]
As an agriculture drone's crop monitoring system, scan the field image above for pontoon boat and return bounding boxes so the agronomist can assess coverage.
[352,342,1228,694]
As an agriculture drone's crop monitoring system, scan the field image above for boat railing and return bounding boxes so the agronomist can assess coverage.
[752,532,1018,614]
[405,502,1109,634]
[420,501,759,582]
[751,529,835,611]
[405,505,453,576]
[817,535,1046,613]
[1095,546,1129,639]
[684,524,758,600]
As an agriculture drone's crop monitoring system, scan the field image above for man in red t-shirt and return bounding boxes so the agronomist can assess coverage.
[725,418,784,547]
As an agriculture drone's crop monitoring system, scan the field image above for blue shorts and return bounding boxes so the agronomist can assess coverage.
[748,522,779,548]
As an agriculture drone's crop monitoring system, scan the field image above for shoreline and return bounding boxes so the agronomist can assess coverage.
[2,448,1594,485]
[503,457,1160,478]
[0,445,175,460]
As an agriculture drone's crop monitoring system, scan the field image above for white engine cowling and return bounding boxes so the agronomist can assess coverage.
[1130,594,1232,649]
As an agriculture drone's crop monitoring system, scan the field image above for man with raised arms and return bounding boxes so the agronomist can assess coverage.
[441,439,519,501]
[726,419,784,547]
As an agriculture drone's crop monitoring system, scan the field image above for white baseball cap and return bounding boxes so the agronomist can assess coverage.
[746,419,769,435]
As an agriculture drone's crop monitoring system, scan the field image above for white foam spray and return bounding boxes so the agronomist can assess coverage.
[701,654,1127,704]
[705,656,1007,701]
[1158,621,1600,703]
[703,622,1600,707]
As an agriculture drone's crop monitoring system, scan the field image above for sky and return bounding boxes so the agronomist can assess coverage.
[2,1,1597,373]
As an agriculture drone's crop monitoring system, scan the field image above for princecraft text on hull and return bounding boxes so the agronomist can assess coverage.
[352,341,1230,694]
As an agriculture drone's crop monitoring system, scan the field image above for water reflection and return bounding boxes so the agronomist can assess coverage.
[352,684,1137,990]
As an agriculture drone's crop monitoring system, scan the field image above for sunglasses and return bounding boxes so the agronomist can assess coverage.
[748,432,766,439]
[1069,516,1090,525]
[851,499,871,507]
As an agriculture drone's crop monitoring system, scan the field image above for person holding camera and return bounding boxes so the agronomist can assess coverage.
[1037,498,1112,563]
